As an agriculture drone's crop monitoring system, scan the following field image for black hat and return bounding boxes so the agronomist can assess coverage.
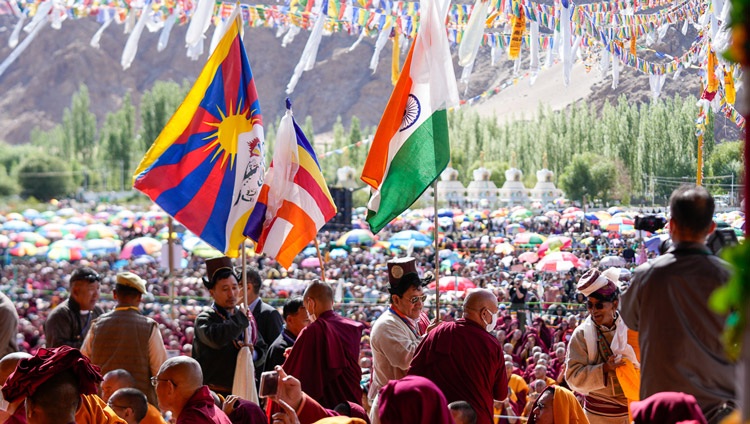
[70,267,101,285]
[203,256,235,289]
[386,257,433,296]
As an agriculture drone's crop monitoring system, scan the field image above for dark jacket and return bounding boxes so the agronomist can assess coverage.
[44,297,104,349]
[263,328,296,373]
[192,305,249,394]
[251,300,284,352]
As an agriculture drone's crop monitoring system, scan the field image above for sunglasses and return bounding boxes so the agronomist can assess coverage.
[405,295,427,304]
[586,301,610,310]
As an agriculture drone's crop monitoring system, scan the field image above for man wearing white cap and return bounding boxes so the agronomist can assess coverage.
[565,268,638,424]
[82,272,168,407]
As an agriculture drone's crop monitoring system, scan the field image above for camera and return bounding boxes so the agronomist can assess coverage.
[706,228,739,255]
[259,371,279,398]
[634,215,667,233]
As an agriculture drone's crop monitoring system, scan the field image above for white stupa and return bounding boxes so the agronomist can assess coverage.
[466,167,498,207]
[423,166,465,206]
[498,168,530,206]
[530,169,563,206]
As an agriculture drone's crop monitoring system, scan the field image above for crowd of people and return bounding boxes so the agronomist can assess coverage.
[0,185,743,423]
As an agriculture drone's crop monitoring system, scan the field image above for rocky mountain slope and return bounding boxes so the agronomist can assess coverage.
[0,14,741,145]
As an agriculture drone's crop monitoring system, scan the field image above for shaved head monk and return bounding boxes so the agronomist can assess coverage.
[409,288,508,424]
[282,280,365,409]
[154,356,230,424]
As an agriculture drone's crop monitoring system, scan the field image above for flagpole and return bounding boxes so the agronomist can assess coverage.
[167,216,175,315]
[433,180,440,323]
[314,238,327,282]
[242,239,248,311]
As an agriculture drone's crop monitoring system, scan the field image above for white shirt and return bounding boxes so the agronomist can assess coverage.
[368,310,422,401]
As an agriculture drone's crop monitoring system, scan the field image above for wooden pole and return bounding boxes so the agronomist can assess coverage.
[314,238,327,282]
[167,216,175,312]
[433,180,440,323]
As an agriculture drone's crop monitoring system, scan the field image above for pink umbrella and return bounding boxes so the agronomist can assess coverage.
[300,257,320,268]
[518,251,540,264]
[428,277,477,292]
[536,251,583,272]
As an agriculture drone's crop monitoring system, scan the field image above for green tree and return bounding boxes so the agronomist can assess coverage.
[100,93,136,190]
[0,166,19,196]
[140,80,187,151]
[558,154,593,204]
[348,116,363,170]
[17,154,74,201]
[706,140,743,194]
[62,84,98,164]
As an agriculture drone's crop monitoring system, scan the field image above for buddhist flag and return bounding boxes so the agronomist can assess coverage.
[243,99,336,269]
[360,0,459,234]
[133,10,265,258]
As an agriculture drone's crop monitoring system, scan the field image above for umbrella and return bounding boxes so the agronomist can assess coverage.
[506,223,526,235]
[11,232,50,247]
[607,206,625,215]
[301,257,321,268]
[428,276,477,292]
[513,233,546,247]
[190,241,223,259]
[494,242,515,255]
[510,209,533,222]
[644,234,671,253]
[518,251,540,263]
[330,248,349,258]
[537,260,577,272]
[335,229,375,246]
[599,255,626,267]
[120,237,162,259]
[388,230,433,249]
[536,251,583,271]
[47,245,87,261]
[0,235,9,248]
[537,236,572,254]
[563,207,582,214]
[9,242,38,257]
[36,223,70,240]
[77,224,119,240]
[3,220,33,232]
[22,208,41,219]
[84,239,121,256]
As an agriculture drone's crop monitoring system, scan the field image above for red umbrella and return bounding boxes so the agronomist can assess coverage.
[518,251,540,264]
[428,277,477,292]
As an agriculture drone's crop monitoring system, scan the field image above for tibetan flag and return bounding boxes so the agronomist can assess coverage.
[243,99,336,269]
[133,11,265,258]
[360,0,459,234]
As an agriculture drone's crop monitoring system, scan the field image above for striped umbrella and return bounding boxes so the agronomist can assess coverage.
[513,233,546,247]
[120,237,162,259]
[335,229,375,246]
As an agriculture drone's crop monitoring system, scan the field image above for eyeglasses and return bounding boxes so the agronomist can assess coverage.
[150,376,175,387]
[586,301,609,310]
[406,295,427,304]
[107,403,129,410]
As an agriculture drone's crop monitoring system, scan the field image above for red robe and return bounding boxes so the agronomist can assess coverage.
[282,310,364,409]
[177,386,231,424]
[408,319,508,424]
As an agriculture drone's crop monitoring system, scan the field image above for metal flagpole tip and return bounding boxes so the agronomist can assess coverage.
[285,98,292,110]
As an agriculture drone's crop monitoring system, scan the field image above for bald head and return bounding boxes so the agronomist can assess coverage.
[303,280,334,317]
[101,369,136,402]
[158,356,203,391]
[155,356,204,418]
[463,289,498,327]
[0,352,32,384]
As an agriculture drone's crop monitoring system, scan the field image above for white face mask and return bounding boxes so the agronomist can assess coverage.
[0,390,8,411]
[484,309,499,332]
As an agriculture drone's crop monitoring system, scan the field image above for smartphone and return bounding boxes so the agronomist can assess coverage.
[259,371,279,398]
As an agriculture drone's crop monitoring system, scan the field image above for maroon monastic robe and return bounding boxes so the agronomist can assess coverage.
[408,319,508,424]
[282,310,364,409]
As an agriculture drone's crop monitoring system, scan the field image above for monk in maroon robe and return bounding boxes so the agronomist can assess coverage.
[408,289,508,424]
[283,281,364,409]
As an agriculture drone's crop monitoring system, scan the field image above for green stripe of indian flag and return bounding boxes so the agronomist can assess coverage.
[366,108,450,233]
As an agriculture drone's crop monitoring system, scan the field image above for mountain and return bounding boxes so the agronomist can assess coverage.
[0,14,740,145]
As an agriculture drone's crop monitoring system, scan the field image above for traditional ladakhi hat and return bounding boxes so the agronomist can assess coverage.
[386,257,434,296]
[203,256,235,289]
[576,268,620,301]
[116,271,147,295]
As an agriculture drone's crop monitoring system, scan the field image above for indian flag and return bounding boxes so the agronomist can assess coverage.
[360,0,459,234]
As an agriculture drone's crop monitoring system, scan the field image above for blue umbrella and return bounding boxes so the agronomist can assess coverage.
[3,220,32,231]
[644,234,670,253]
